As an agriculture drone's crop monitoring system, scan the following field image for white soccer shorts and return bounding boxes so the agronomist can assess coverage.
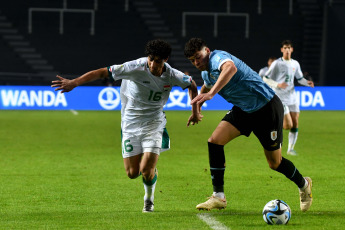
[121,119,170,158]
[283,103,300,115]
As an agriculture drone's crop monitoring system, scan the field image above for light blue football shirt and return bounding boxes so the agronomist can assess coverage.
[202,50,275,113]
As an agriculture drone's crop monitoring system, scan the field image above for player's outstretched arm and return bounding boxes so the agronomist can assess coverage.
[191,61,236,106]
[187,80,203,127]
[263,77,288,89]
[51,67,108,93]
[297,77,314,88]
[307,80,314,88]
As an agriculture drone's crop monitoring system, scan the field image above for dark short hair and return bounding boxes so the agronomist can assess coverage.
[145,39,171,60]
[184,38,207,58]
[281,40,293,47]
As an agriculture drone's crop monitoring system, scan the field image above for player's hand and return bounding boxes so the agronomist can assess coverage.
[277,82,288,89]
[51,75,77,93]
[307,80,314,88]
[187,113,203,127]
[191,93,213,105]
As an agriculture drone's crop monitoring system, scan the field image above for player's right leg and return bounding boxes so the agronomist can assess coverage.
[122,132,143,179]
[123,154,142,179]
[283,105,293,130]
[196,120,240,211]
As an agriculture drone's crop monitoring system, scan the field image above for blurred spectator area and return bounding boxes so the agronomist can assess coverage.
[1,0,344,86]
[0,0,152,86]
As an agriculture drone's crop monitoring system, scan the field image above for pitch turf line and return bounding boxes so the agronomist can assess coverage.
[197,213,230,230]
[70,109,79,115]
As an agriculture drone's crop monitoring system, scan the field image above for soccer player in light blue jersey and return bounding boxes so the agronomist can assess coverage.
[184,38,312,212]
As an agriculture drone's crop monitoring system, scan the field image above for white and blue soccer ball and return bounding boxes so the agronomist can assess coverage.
[262,199,291,225]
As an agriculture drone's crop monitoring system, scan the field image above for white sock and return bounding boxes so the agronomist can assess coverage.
[288,130,299,151]
[213,192,225,199]
[299,178,308,191]
[143,172,158,202]
[144,182,156,202]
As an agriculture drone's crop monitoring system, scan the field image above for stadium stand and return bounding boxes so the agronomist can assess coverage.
[2,0,341,86]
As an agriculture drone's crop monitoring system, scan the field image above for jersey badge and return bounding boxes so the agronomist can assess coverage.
[270,131,278,141]
[163,85,171,91]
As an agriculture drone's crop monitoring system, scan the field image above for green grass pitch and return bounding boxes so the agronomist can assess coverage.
[1,110,344,229]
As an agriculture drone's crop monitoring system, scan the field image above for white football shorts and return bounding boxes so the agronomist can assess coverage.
[283,103,300,115]
[121,119,170,158]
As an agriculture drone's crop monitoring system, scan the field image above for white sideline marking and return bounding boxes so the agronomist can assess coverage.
[197,213,230,230]
[70,109,79,115]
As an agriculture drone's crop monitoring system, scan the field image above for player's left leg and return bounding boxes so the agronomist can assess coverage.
[283,105,293,130]
[257,95,312,211]
[264,148,305,186]
[264,148,312,211]
[140,120,166,213]
[140,151,159,212]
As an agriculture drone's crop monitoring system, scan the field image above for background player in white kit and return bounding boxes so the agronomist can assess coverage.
[259,56,288,90]
[258,56,276,78]
[51,39,201,212]
[265,40,314,156]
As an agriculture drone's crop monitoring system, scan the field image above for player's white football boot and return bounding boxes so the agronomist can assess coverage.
[299,177,313,211]
[196,196,227,211]
[142,200,154,213]
[287,149,298,156]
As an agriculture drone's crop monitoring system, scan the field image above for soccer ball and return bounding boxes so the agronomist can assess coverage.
[262,199,291,225]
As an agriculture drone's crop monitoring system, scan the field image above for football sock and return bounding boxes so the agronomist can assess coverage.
[299,178,309,191]
[288,128,298,151]
[208,142,226,193]
[275,157,306,188]
[213,192,225,199]
[143,171,158,202]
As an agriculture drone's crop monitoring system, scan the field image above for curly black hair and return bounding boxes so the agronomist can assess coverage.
[281,40,293,47]
[145,39,171,60]
[184,38,207,58]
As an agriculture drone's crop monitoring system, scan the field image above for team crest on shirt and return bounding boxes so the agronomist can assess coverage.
[270,131,278,141]
[163,85,171,91]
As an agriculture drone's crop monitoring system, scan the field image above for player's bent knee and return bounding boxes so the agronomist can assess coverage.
[126,169,140,179]
[141,170,154,181]
[141,164,155,178]
[268,159,281,170]
[208,137,222,145]
[283,123,293,130]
